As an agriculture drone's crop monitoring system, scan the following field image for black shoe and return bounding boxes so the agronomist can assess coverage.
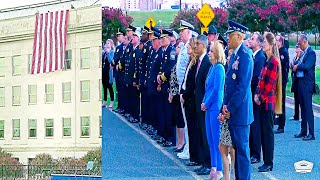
[250,157,260,164]
[274,129,284,134]
[196,167,211,175]
[162,141,173,147]
[194,165,205,172]
[186,161,199,166]
[258,164,273,172]
[173,144,185,152]
[302,134,315,141]
[294,133,307,138]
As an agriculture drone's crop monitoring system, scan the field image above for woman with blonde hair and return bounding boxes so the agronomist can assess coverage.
[179,37,199,163]
[254,32,282,172]
[102,39,115,108]
[201,41,225,180]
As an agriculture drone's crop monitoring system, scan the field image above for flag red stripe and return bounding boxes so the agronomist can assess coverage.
[63,10,69,69]
[54,11,58,71]
[31,13,39,74]
[43,13,48,73]
[59,11,63,70]
[49,12,53,72]
[37,14,43,74]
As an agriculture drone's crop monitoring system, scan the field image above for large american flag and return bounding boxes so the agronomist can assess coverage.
[31,10,69,74]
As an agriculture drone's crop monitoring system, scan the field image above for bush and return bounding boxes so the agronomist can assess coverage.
[0,148,23,178]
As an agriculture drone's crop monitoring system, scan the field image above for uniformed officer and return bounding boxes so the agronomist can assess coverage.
[219,20,253,180]
[139,26,154,129]
[146,31,162,137]
[124,29,142,123]
[207,25,218,52]
[113,29,126,114]
[155,29,177,147]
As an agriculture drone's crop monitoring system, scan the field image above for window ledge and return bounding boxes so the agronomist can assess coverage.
[45,137,54,139]
[63,101,72,103]
[80,136,90,138]
[28,103,37,105]
[28,137,37,139]
[12,104,21,106]
[62,136,72,139]
[80,100,90,102]
[45,102,54,104]
[12,137,21,140]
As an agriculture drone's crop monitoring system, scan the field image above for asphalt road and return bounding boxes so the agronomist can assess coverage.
[102,106,320,180]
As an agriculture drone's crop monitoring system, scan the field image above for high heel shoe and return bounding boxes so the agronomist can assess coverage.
[173,144,185,152]
[258,164,273,172]
[213,171,223,180]
[208,168,216,180]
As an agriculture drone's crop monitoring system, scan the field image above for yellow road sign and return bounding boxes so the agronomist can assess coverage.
[196,4,215,27]
[145,16,157,29]
[201,27,209,34]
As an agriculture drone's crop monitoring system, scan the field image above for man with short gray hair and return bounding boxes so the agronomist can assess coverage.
[193,34,212,175]
[293,34,316,141]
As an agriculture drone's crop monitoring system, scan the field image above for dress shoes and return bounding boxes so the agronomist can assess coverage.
[196,167,211,175]
[302,134,315,141]
[173,144,185,153]
[186,161,199,166]
[294,133,307,138]
[258,164,273,172]
[274,128,284,134]
[157,137,165,144]
[250,157,260,164]
[194,165,205,173]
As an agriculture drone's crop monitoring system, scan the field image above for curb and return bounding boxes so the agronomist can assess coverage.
[286,96,320,113]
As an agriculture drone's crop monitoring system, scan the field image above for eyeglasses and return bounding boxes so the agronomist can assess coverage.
[196,41,204,45]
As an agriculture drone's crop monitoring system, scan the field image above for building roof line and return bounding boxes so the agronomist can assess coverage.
[0,0,76,13]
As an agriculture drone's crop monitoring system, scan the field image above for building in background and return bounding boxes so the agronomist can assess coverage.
[139,0,157,11]
[0,0,101,165]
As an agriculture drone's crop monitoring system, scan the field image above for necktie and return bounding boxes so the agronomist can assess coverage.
[197,59,201,72]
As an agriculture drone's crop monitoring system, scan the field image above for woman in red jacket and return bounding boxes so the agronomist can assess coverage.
[254,32,282,172]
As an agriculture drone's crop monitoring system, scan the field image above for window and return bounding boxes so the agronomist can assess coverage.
[45,84,54,103]
[45,119,54,137]
[63,118,71,137]
[80,48,90,69]
[80,80,90,102]
[28,85,37,105]
[99,79,102,101]
[28,158,34,165]
[0,57,5,77]
[64,50,72,70]
[12,119,20,138]
[28,119,37,138]
[12,86,21,106]
[0,87,4,107]
[0,120,4,139]
[12,55,22,76]
[80,116,90,137]
[99,116,102,138]
[62,82,71,103]
[28,54,32,74]
[99,46,102,68]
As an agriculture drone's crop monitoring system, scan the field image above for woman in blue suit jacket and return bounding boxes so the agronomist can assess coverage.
[201,41,226,180]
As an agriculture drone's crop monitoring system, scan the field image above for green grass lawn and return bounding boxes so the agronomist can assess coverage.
[128,10,179,28]
[286,67,320,104]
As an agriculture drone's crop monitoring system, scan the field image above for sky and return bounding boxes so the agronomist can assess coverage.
[0,0,53,9]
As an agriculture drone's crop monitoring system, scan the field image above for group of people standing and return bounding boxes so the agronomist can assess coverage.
[102,18,317,180]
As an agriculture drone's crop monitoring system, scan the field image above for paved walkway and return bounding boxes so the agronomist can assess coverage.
[102,106,320,180]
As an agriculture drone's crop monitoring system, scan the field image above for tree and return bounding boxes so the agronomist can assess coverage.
[228,0,294,33]
[102,7,133,43]
[169,7,229,34]
[0,148,23,178]
[82,147,101,165]
[290,0,320,31]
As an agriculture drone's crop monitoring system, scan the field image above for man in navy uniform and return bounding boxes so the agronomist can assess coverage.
[207,25,218,52]
[219,20,253,180]
[112,29,126,114]
[293,34,316,141]
[139,26,154,129]
[274,34,290,134]
[248,32,266,164]
[124,29,142,123]
[155,29,177,147]
[147,31,162,137]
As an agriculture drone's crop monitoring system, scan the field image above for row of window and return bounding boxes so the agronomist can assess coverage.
[0,80,102,106]
[0,47,102,77]
[0,116,102,139]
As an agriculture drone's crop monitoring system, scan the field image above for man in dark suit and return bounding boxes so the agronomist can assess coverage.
[193,35,211,175]
[293,34,317,141]
[220,20,253,180]
[274,35,290,134]
[249,32,265,164]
